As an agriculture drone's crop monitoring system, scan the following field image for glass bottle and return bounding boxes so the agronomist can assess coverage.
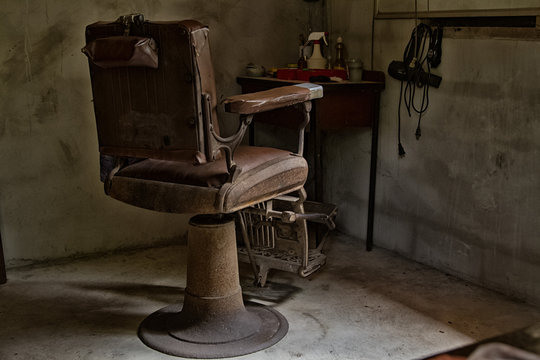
[334,36,346,70]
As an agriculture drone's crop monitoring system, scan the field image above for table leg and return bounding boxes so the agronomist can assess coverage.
[314,119,323,203]
[0,233,6,284]
[366,95,381,251]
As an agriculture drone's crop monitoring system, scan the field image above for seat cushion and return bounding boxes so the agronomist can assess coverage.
[108,146,308,214]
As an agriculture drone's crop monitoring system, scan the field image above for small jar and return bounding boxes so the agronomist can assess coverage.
[347,58,363,82]
[246,63,265,77]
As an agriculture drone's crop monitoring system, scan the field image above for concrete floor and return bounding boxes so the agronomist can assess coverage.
[1,233,539,360]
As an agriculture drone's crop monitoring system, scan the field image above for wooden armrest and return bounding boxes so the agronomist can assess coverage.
[224,83,323,115]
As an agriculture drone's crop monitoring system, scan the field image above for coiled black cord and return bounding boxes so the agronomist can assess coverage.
[397,23,442,157]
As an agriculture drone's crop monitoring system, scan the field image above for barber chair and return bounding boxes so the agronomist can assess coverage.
[83,15,322,358]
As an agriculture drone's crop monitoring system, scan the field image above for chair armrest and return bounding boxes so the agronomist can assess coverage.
[224,83,323,115]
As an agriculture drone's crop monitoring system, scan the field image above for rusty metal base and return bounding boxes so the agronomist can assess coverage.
[138,214,288,358]
[138,301,288,358]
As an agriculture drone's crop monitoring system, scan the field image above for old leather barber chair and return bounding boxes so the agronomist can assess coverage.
[83,15,322,358]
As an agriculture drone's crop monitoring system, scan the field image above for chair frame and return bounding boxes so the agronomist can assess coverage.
[83,14,327,358]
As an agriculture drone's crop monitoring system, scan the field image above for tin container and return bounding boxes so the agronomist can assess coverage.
[347,58,363,82]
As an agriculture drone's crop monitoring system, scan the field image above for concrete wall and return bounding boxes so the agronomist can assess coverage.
[323,0,375,241]
[372,21,540,305]
[0,0,316,266]
[325,1,540,305]
[327,0,373,67]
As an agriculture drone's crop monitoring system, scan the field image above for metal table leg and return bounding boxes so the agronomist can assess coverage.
[0,233,6,284]
[366,95,381,251]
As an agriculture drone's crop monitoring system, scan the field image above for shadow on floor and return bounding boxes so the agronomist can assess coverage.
[0,280,184,340]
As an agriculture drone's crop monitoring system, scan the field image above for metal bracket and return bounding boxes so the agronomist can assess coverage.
[116,13,145,36]
[296,101,312,157]
[104,157,126,195]
[202,93,252,181]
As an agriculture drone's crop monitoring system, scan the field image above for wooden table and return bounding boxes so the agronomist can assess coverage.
[237,71,385,250]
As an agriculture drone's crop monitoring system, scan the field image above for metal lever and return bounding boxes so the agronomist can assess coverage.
[245,207,336,230]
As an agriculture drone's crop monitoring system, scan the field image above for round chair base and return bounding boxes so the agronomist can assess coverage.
[138,301,288,359]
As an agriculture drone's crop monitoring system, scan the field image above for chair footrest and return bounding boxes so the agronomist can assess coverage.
[238,247,326,286]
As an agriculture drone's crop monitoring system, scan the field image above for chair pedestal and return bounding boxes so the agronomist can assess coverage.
[138,214,288,358]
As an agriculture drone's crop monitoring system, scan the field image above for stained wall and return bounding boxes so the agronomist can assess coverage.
[0,0,318,266]
[326,0,540,305]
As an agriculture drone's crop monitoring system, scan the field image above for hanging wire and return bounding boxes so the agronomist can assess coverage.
[415,0,419,57]
[395,0,441,157]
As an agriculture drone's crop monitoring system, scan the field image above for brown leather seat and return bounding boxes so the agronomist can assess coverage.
[110,146,308,214]
[84,18,320,216]
[83,15,322,358]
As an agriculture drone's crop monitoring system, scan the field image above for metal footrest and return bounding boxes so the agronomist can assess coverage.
[238,248,326,286]
[238,196,337,287]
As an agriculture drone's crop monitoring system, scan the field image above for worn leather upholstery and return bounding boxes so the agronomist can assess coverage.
[85,19,310,215]
[224,86,311,114]
[82,36,158,69]
[86,20,218,164]
[224,83,323,115]
[110,146,307,213]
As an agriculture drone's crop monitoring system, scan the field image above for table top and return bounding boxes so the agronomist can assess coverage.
[237,73,385,92]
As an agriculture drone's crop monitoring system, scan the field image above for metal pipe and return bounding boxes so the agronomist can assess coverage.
[0,233,6,284]
[237,213,259,283]
[366,93,381,251]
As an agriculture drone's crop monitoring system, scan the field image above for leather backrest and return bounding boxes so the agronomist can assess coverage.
[85,19,219,164]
